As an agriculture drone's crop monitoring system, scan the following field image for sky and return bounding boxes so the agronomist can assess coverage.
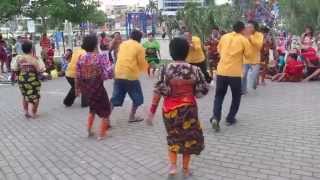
[101,0,228,6]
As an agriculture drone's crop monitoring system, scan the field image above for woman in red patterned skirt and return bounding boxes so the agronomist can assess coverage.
[76,35,113,140]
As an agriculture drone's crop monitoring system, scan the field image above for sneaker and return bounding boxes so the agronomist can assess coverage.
[226,119,237,126]
[210,117,220,132]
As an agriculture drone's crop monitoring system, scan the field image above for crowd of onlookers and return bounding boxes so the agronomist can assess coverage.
[204,25,320,84]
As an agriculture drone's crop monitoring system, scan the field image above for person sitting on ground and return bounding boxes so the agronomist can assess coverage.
[300,36,319,78]
[272,49,304,82]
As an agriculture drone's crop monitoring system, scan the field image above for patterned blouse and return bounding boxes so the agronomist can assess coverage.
[154,62,209,98]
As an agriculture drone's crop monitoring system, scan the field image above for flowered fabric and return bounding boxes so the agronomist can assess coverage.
[13,55,41,103]
[154,62,209,155]
[76,52,111,118]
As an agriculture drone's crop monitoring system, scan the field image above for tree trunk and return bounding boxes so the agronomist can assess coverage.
[42,17,47,34]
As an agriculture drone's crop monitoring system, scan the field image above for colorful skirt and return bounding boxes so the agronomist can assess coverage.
[18,72,41,103]
[163,105,204,155]
[79,78,111,118]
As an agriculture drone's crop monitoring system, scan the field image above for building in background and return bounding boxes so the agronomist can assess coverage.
[158,0,205,15]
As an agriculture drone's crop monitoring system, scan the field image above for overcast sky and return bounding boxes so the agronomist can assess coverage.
[101,0,228,6]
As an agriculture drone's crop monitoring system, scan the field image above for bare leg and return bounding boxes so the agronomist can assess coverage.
[303,69,320,82]
[31,100,39,118]
[272,73,282,81]
[97,118,109,140]
[278,73,287,82]
[22,98,31,118]
[183,153,192,177]
[87,113,95,137]
[168,151,177,175]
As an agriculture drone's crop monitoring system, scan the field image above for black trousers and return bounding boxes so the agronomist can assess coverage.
[213,75,242,122]
[63,77,88,107]
[190,61,212,83]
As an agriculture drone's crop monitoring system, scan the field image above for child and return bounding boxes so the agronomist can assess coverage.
[60,49,72,76]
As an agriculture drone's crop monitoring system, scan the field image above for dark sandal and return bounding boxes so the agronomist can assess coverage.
[128,117,144,123]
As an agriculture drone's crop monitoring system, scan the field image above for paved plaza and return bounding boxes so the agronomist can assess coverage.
[0,77,320,180]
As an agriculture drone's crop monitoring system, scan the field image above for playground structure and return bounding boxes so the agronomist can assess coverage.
[125,12,157,37]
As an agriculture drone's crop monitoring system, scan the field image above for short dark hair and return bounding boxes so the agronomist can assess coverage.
[261,26,270,33]
[81,34,98,52]
[212,25,219,31]
[66,49,72,53]
[233,21,245,33]
[22,40,33,54]
[169,38,189,61]
[100,44,108,51]
[247,20,259,31]
[130,30,143,42]
[101,32,106,38]
[147,32,154,37]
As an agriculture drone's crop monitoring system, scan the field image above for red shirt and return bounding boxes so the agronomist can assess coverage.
[301,47,319,63]
[40,37,51,50]
[285,57,304,76]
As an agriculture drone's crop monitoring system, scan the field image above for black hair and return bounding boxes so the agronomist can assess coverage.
[0,33,2,40]
[113,32,120,36]
[22,40,33,54]
[100,44,108,51]
[212,25,219,31]
[66,49,72,53]
[261,26,270,33]
[81,34,98,52]
[247,20,259,31]
[233,21,245,33]
[304,26,314,37]
[130,30,143,42]
[101,32,106,38]
[289,53,298,60]
[169,38,189,61]
[147,32,154,37]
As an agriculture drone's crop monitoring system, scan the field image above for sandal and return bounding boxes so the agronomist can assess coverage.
[168,165,177,176]
[183,168,193,177]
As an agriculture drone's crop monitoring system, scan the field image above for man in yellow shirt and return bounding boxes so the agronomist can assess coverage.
[110,30,148,122]
[184,31,212,83]
[210,21,254,132]
[242,21,264,94]
[63,47,88,107]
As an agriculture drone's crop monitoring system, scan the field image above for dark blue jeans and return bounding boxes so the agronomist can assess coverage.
[213,75,242,123]
[111,79,144,107]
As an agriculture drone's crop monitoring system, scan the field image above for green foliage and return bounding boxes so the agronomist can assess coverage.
[175,1,243,41]
[0,0,28,22]
[279,0,320,34]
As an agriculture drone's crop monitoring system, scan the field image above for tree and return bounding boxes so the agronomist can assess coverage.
[0,0,28,23]
[163,16,179,40]
[278,0,320,34]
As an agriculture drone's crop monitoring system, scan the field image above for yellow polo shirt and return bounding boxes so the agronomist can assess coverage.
[186,36,205,64]
[115,39,148,80]
[217,32,253,77]
[244,32,264,64]
[66,48,86,78]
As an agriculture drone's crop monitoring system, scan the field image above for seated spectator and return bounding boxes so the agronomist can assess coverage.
[300,36,319,77]
[272,50,304,82]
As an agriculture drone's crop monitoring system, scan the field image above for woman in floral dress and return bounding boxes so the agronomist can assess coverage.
[146,38,209,177]
[12,41,44,118]
[76,35,112,140]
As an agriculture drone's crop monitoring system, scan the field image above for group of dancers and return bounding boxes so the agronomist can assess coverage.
[11,19,318,177]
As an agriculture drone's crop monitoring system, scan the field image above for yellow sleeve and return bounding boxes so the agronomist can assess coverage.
[243,38,255,64]
[250,32,264,50]
[138,47,148,72]
[193,37,202,50]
